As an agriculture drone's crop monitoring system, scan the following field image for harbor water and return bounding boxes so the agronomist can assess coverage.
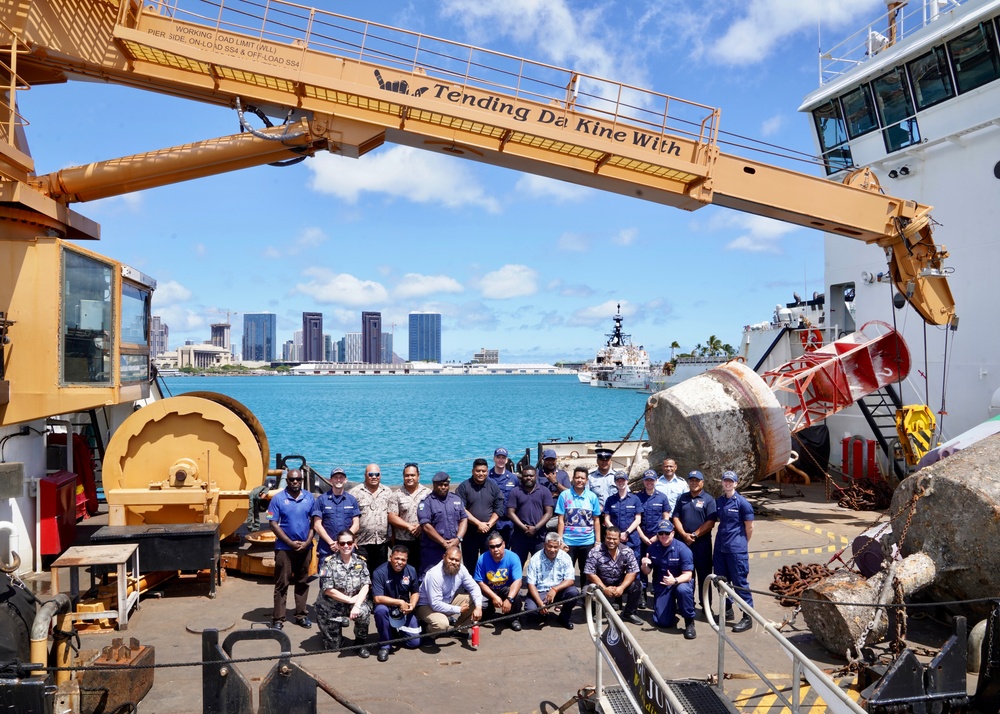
[164,375,648,485]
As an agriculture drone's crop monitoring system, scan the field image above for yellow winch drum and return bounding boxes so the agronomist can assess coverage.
[102,393,269,540]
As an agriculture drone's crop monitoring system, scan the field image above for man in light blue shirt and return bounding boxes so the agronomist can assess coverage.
[416,546,483,637]
[524,533,579,629]
[655,457,688,513]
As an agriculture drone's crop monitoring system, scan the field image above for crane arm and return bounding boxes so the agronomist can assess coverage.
[2,0,955,325]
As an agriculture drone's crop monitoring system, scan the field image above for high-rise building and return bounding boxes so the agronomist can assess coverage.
[282,340,296,362]
[380,332,393,364]
[324,334,334,362]
[302,312,324,362]
[409,312,442,362]
[344,333,362,362]
[242,313,277,362]
[151,316,169,358]
[361,311,381,364]
[210,323,231,350]
[336,337,346,363]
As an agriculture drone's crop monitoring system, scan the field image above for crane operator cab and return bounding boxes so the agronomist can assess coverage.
[0,235,155,427]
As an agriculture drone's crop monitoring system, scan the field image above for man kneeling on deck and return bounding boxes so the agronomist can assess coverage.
[475,531,524,632]
[640,520,697,639]
[415,546,483,644]
[372,545,422,662]
[524,533,579,630]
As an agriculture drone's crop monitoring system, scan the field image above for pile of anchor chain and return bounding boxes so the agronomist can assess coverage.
[834,477,894,511]
[769,562,835,607]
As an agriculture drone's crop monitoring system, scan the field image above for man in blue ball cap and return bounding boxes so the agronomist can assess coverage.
[640,519,696,639]
[671,469,717,612]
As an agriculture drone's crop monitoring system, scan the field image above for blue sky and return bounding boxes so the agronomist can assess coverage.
[20,0,888,364]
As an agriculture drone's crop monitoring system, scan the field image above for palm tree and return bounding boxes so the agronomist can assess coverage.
[722,343,737,358]
[705,334,724,357]
[669,340,680,361]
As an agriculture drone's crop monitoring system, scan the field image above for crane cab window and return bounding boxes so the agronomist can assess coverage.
[872,67,920,153]
[948,21,1000,94]
[907,46,955,110]
[120,282,151,384]
[812,100,853,175]
[62,250,113,385]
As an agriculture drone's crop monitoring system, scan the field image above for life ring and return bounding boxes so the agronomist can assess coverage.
[799,329,823,351]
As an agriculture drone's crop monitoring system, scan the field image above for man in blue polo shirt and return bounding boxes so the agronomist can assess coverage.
[714,470,754,633]
[267,468,315,630]
[311,467,359,560]
[641,520,697,639]
[372,545,422,662]
[671,470,717,612]
[488,447,519,544]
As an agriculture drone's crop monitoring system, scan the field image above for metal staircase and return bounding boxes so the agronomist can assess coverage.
[856,383,908,481]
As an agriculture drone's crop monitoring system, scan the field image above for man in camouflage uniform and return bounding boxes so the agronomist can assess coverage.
[315,530,373,657]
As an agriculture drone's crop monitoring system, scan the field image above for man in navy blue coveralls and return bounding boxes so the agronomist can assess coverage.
[714,470,754,633]
[640,519,697,639]
[671,469,717,611]
[418,472,468,574]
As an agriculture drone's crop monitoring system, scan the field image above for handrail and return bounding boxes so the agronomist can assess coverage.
[583,584,688,714]
[0,16,32,149]
[704,575,867,714]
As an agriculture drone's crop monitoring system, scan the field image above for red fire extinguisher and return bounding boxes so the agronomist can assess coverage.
[470,624,480,649]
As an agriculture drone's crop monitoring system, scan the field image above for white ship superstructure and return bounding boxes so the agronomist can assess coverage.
[794,0,1000,447]
[589,305,651,390]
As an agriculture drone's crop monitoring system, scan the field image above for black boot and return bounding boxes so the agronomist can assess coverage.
[732,615,752,633]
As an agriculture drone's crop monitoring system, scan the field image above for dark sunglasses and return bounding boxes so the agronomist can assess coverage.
[367,472,381,477]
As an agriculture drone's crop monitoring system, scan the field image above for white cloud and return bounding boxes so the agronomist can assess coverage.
[569,300,636,327]
[721,214,798,253]
[611,228,638,246]
[394,273,464,299]
[705,0,882,65]
[442,0,627,78]
[154,305,204,332]
[90,192,143,214]
[152,280,192,306]
[761,115,784,137]
[295,268,390,306]
[308,146,500,213]
[479,264,539,299]
[263,227,329,258]
[516,174,590,202]
[558,233,589,252]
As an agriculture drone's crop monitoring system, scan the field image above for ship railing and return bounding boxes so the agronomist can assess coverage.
[703,575,866,714]
[124,0,720,159]
[819,0,969,85]
[0,16,31,151]
[584,585,689,713]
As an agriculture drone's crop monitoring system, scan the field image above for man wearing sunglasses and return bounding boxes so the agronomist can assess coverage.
[640,520,696,639]
[350,463,391,576]
[474,531,524,632]
[266,468,316,630]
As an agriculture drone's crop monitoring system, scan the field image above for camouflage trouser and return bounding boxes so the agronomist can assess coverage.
[315,594,372,650]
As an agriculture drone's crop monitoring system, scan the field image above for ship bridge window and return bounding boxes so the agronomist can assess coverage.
[907,46,955,110]
[840,85,878,139]
[812,99,853,175]
[948,21,1000,94]
[873,67,921,153]
[61,249,113,386]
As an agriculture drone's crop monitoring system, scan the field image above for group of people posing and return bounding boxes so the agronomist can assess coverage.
[264,447,755,662]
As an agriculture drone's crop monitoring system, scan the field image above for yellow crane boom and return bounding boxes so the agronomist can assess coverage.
[2,0,955,327]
